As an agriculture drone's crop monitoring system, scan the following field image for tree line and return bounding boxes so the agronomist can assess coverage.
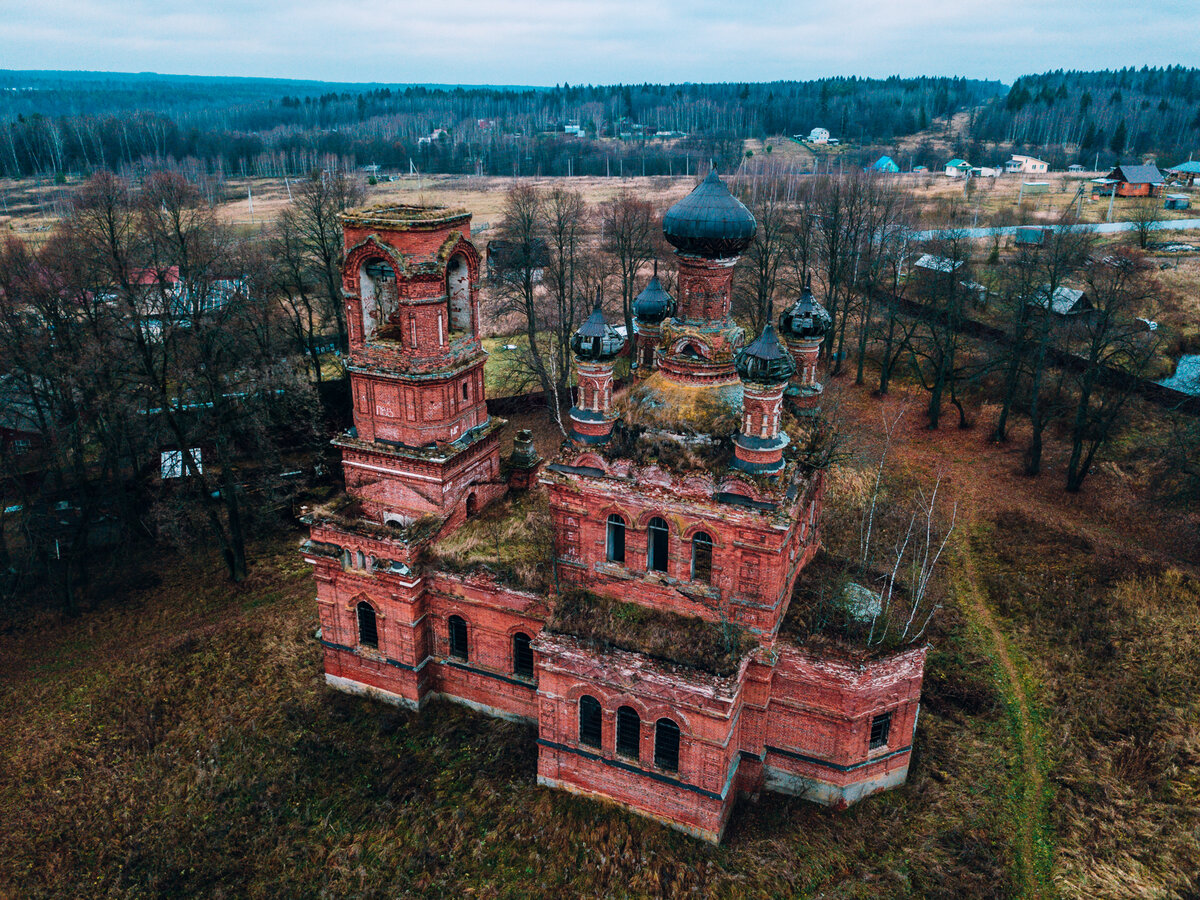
[0,72,1001,180]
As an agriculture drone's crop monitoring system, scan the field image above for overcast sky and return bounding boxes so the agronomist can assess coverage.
[3,0,1197,86]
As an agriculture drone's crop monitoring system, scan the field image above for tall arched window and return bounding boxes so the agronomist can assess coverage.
[579,695,602,748]
[655,717,680,771]
[513,632,534,678]
[356,550,366,569]
[616,706,641,760]
[647,517,669,573]
[356,601,378,650]
[691,531,713,583]
[606,514,626,563]
[448,615,468,660]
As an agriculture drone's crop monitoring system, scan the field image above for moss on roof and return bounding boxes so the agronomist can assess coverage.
[340,205,471,229]
[619,371,742,437]
[547,588,755,676]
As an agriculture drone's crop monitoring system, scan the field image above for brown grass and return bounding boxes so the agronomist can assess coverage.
[548,589,754,677]
[428,488,554,592]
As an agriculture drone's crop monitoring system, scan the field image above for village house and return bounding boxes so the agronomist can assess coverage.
[302,175,927,843]
[1166,161,1200,187]
[1006,154,1049,174]
[869,155,900,173]
[944,159,972,178]
[1105,163,1164,197]
[806,127,831,144]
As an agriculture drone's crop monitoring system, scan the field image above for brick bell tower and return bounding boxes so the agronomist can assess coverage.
[336,205,506,525]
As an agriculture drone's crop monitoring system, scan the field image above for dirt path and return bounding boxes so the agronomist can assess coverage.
[955,525,1053,900]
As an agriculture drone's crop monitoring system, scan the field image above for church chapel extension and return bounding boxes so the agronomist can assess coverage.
[301,174,927,843]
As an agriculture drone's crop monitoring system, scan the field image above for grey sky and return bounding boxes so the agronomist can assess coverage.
[3,0,1197,86]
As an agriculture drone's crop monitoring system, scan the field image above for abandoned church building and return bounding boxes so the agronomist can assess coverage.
[301,172,927,843]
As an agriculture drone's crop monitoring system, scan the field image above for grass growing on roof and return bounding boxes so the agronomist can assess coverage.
[548,589,755,676]
[427,489,553,592]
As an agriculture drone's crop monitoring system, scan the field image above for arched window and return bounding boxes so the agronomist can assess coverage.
[448,615,468,660]
[606,514,626,564]
[647,517,669,573]
[579,695,602,748]
[462,381,469,401]
[654,717,680,771]
[342,549,352,569]
[513,632,534,678]
[616,705,641,759]
[356,601,378,650]
[691,531,713,583]
[356,550,366,569]
[466,492,478,517]
[447,254,471,333]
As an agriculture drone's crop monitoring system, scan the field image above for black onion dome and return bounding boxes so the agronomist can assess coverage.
[735,323,796,384]
[662,168,757,258]
[571,301,624,362]
[633,270,674,325]
[779,281,832,341]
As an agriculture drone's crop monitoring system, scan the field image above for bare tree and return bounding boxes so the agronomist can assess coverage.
[1127,194,1164,250]
[1064,252,1159,492]
[541,186,589,393]
[600,191,656,347]
[277,171,364,352]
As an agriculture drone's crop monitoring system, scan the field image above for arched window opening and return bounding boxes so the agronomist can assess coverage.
[466,492,478,518]
[356,601,378,650]
[342,549,352,569]
[680,342,702,359]
[691,531,713,583]
[462,381,469,401]
[606,514,626,564]
[616,706,641,759]
[361,260,397,337]
[513,632,534,678]
[655,717,680,771]
[356,550,366,569]
[447,254,471,334]
[448,615,468,660]
[647,517,669,573]
[579,695,602,748]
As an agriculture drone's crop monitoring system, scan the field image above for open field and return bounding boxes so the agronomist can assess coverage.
[2,377,1198,898]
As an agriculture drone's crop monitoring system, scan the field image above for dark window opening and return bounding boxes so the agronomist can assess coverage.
[606,514,626,563]
[579,695,602,748]
[466,492,478,517]
[654,717,680,771]
[680,343,702,359]
[356,601,378,650]
[616,705,641,759]
[869,712,892,750]
[647,517,669,573]
[462,381,469,400]
[691,531,713,583]
[448,615,468,660]
[513,632,534,678]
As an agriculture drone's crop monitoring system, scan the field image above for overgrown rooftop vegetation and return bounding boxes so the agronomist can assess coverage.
[426,489,553,593]
[547,589,755,677]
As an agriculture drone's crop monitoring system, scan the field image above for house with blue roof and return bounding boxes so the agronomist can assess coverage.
[869,155,900,173]
[1167,161,1200,187]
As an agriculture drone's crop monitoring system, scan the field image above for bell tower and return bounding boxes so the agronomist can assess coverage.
[335,205,505,525]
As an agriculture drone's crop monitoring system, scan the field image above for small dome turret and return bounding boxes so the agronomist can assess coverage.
[735,322,795,385]
[633,262,674,325]
[779,276,832,341]
[663,167,757,258]
[571,300,625,362]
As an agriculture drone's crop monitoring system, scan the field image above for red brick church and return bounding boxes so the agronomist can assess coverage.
[302,172,927,843]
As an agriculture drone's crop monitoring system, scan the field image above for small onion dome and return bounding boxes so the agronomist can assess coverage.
[735,322,796,384]
[571,301,624,362]
[779,281,832,341]
[662,167,757,258]
[633,268,674,325]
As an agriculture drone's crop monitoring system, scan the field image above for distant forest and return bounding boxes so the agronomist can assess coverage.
[0,67,1197,182]
[0,72,999,180]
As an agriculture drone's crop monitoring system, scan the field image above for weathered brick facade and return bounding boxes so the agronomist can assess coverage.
[304,186,927,844]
